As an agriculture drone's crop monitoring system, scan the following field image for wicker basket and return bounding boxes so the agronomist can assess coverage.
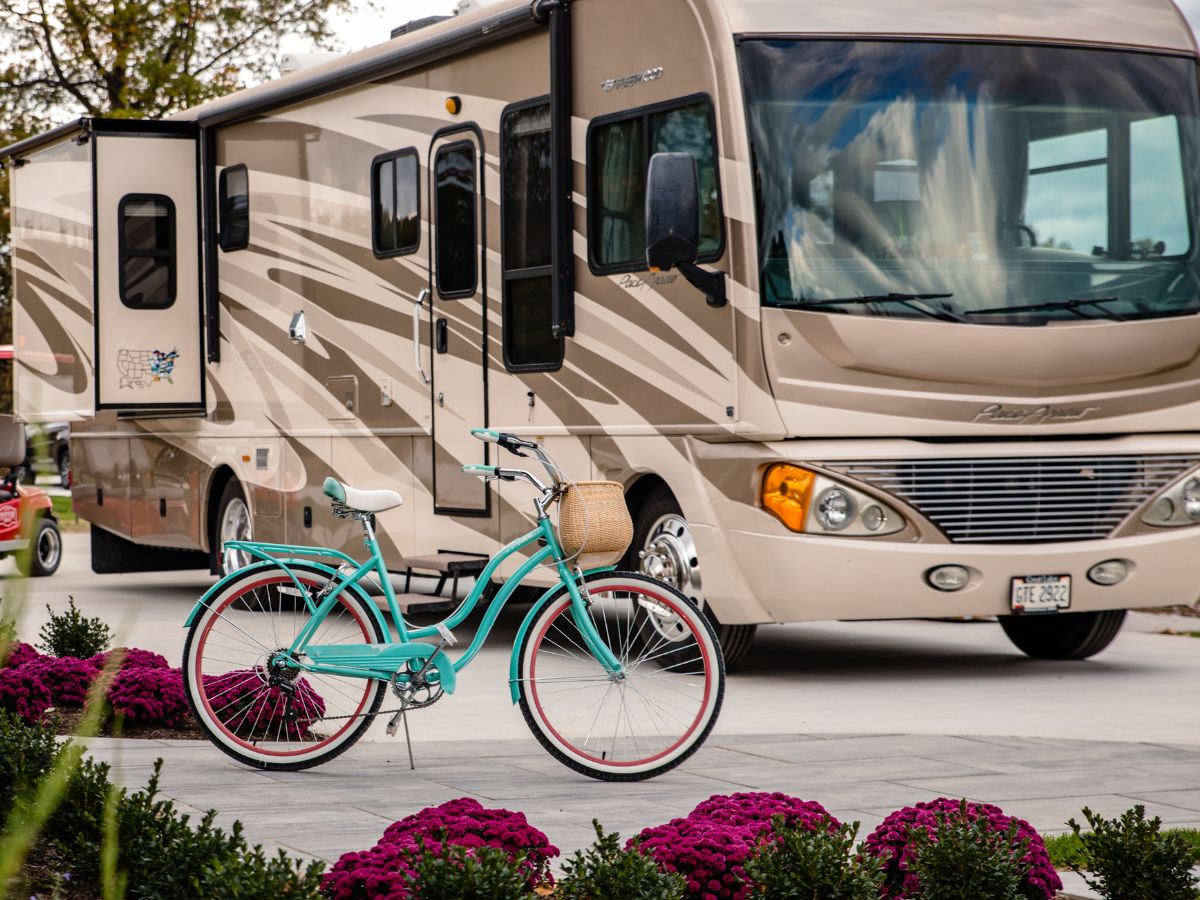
[556,481,633,569]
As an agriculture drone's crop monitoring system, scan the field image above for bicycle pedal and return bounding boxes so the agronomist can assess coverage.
[386,709,403,737]
[435,622,457,646]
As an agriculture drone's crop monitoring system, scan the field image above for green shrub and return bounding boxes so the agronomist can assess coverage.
[402,838,532,899]
[0,714,324,898]
[1067,806,1200,900]
[0,710,60,831]
[37,598,112,658]
[742,815,882,900]
[557,820,685,900]
[907,802,1029,900]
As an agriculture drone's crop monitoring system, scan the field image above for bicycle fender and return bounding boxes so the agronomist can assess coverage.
[183,559,389,640]
[508,566,617,704]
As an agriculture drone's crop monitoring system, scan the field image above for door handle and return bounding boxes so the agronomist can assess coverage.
[412,289,430,385]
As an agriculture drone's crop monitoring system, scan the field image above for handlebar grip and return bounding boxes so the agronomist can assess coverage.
[470,428,500,443]
[462,464,497,476]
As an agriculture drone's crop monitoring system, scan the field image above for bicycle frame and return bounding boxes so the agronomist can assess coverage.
[191,514,624,692]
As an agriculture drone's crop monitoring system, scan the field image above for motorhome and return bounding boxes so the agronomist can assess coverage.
[6,0,1200,667]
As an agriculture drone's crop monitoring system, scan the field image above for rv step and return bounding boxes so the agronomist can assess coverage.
[404,552,488,575]
[403,551,488,600]
[373,592,459,616]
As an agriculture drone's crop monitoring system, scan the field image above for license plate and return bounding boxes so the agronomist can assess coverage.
[1010,574,1071,614]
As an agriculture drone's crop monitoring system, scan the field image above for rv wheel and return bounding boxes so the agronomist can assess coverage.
[625,485,757,669]
[214,479,253,576]
[19,518,62,577]
[998,609,1126,660]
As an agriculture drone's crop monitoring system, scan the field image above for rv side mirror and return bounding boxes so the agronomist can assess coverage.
[643,152,727,307]
[645,152,700,271]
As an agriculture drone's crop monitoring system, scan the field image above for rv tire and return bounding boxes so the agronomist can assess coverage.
[626,485,756,669]
[213,478,252,577]
[998,609,1126,660]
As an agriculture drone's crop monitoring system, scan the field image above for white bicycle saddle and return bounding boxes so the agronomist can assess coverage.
[322,477,403,513]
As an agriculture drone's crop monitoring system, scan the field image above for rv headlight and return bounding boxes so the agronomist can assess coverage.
[1142,472,1200,527]
[1184,478,1200,520]
[761,464,816,533]
[763,468,906,537]
[815,487,855,531]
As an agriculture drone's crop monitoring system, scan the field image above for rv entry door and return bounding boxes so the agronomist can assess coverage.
[93,124,203,411]
[428,129,488,515]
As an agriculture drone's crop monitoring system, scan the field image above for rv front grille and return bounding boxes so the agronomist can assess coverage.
[822,454,1200,543]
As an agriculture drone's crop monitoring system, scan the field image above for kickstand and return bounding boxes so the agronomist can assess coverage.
[386,700,417,771]
[401,707,415,771]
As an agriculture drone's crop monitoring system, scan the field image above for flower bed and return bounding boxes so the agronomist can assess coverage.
[202,668,327,740]
[322,797,558,899]
[863,797,1062,899]
[632,792,839,900]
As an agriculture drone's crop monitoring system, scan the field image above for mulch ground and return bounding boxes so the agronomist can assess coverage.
[48,707,209,741]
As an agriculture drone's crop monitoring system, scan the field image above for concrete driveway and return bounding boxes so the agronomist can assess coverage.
[5,532,1199,893]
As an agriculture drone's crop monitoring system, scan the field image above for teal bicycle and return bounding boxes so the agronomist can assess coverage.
[181,430,725,780]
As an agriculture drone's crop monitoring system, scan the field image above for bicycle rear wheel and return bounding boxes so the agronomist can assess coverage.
[183,565,386,771]
[517,571,724,781]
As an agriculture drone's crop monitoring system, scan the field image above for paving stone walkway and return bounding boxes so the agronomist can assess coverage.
[79,731,1200,897]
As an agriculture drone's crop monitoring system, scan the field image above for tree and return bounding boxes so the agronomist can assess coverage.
[0,0,356,407]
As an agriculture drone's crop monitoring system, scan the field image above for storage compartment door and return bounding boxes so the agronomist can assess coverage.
[94,129,203,410]
[10,138,96,421]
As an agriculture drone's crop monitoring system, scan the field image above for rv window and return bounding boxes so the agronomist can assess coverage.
[501,100,562,371]
[588,97,723,273]
[218,164,249,252]
[118,194,176,309]
[372,149,420,257]
[434,143,478,297]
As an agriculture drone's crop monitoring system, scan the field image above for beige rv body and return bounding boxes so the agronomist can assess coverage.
[8,0,1200,625]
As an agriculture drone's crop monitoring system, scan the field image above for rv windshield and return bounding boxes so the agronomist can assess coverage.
[740,40,1200,324]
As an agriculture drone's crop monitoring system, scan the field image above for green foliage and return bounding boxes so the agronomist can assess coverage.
[0,715,324,898]
[0,710,60,832]
[557,820,686,900]
[37,598,112,658]
[403,838,532,900]
[0,0,356,119]
[1067,806,1200,900]
[743,816,883,900]
[907,803,1029,900]
[1045,827,1200,872]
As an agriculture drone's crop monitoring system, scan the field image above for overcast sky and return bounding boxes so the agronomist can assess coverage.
[310,0,1200,56]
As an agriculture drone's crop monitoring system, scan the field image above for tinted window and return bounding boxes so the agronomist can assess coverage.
[119,195,176,309]
[589,98,723,272]
[501,101,563,371]
[218,164,249,252]
[434,143,477,297]
[372,149,420,257]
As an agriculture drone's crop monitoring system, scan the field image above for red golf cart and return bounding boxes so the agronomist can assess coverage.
[0,413,62,576]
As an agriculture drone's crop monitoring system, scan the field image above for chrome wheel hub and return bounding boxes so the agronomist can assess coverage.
[37,526,60,570]
[220,496,252,574]
[638,513,703,642]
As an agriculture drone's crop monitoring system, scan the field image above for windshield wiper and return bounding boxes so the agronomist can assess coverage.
[786,292,965,323]
[966,297,1124,321]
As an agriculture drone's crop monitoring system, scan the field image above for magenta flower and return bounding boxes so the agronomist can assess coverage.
[89,647,170,671]
[0,666,52,723]
[862,797,1061,898]
[107,666,189,727]
[633,792,839,900]
[20,656,100,707]
[322,797,558,898]
[201,668,326,740]
[4,641,40,669]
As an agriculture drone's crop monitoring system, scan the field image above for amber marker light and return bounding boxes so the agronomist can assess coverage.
[445,95,462,115]
[762,464,816,532]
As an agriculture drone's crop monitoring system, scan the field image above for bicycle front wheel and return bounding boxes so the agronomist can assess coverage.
[183,565,386,771]
[517,571,724,781]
